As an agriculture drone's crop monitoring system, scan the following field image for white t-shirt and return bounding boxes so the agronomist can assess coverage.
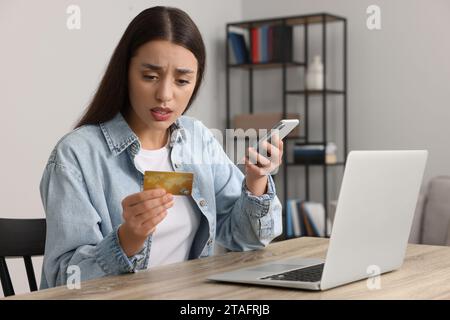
[133,140,200,268]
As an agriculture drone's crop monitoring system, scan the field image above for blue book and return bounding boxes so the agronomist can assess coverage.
[260,25,269,63]
[228,32,249,64]
[286,199,293,237]
[294,149,325,155]
[228,33,243,64]
[294,144,326,164]
[296,200,306,236]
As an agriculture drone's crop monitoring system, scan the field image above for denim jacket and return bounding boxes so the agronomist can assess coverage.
[39,112,282,289]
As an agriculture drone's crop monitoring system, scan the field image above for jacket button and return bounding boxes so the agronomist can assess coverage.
[207,239,213,245]
[199,199,207,207]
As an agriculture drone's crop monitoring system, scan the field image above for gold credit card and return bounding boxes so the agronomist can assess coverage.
[144,171,194,196]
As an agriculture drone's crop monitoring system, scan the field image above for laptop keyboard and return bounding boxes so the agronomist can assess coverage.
[260,263,324,282]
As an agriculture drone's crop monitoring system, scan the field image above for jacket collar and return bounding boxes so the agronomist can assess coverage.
[99,112,185,156]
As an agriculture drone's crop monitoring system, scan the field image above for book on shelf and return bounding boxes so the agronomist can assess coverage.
[228,32,250,64]
[286,197,293,237]
[286,199,332,237]
[229,24,293,65]
[250,27,259,63]
[271,25,292,63]
[297,201,306,236]
[260,25,269,63]
[293,142,337,164]
[289,199,301,237]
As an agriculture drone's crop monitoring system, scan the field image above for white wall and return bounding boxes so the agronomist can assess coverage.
[0,0,242,297]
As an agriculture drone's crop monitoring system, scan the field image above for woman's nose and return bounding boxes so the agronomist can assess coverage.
[156,79,173,102]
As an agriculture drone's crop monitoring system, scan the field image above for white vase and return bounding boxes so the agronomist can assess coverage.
[305,55,324,90]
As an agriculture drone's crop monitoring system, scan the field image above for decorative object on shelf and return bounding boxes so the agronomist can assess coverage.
[326,142,337,164]
[305,55,324,90]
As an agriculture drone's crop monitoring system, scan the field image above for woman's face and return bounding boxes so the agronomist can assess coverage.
[127,40,198,132]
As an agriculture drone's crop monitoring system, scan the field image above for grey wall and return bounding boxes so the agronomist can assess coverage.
[0,0,242,297]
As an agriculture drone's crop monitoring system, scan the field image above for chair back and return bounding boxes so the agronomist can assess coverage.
[0,218,46,297]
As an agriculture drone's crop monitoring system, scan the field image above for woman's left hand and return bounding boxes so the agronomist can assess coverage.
[244,134,284,196]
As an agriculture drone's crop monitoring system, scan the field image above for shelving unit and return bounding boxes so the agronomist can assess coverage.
[225,13,348,239]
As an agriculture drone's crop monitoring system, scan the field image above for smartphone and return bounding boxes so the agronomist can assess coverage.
[244,119,299,168]
[252,119,300,150]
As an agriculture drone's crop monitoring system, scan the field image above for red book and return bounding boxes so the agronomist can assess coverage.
[251,27,259,63]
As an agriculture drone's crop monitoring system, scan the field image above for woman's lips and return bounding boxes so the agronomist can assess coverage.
[150,108,173,121]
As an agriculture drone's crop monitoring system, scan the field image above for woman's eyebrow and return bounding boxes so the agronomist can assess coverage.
[175,68,195,75]
[141,63,162,71]
[141,63,194,74]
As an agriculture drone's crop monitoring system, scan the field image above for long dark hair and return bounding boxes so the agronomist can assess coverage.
[75,6,206,128]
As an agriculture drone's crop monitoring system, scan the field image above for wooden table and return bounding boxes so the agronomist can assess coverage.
[4,237,450,300]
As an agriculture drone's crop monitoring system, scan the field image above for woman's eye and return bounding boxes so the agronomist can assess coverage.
[177,79,190,85]
[143,75,158,80]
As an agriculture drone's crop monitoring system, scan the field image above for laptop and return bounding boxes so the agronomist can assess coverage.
[208,150,428,291]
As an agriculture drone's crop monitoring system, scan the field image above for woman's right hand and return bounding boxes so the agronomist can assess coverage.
[118,188,174,257]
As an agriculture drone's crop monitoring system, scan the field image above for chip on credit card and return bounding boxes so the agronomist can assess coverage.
[144,171,194,196]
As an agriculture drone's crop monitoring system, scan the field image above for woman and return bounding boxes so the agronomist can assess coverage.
[40,6,283,289]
